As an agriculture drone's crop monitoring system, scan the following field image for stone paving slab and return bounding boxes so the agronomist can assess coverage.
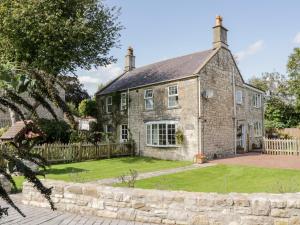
[0,200,154,225]
[88,162,216,185]
[212,152,300,170]
[0,195,154,225]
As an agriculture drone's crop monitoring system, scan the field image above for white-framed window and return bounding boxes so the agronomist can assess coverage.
[104,124,114,141]
[144,89,153,110]
[146,121,177,147]
[120,124,128,142]
[252,93,261,108]
[236,90,243,105]
[106,96,112,113]
[253,121,262,137]
[168,85,178,108]
[120,93,127,111]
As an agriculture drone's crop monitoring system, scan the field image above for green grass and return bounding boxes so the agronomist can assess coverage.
[120,164,300,193]
[12,157,191,191]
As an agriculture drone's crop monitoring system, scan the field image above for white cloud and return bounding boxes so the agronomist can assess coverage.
[235,40,264,61]
[77,64,122,95]
[293,32,300,44]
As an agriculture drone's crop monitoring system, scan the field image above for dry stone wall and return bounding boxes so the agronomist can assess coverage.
[22,180,300,225]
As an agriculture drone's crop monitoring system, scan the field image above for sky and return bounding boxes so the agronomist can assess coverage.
[78,0,300,95]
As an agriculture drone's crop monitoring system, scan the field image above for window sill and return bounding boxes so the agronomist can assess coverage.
[144,109,154,112]
[167,106,180,110]
[146,144,180,148]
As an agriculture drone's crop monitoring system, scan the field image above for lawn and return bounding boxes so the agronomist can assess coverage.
[13,156,191,191]
[121,164,300,193]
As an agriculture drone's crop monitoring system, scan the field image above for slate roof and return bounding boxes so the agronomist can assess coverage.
[98,49,214,95]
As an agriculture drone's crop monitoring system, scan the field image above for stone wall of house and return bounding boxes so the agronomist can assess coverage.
[23,180,300,225]
[198,48,241,159]
[97,77,200,161]
[128,78,199,161]
[236,85,264,151]
[0,86,65,128]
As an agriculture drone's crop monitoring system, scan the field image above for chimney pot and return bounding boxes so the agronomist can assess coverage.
[215,15,223,26]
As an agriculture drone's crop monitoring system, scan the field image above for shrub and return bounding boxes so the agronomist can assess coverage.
[38,119,71,143]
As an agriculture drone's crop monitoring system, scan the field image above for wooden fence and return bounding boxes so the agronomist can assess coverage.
[0,142,134,166]
[263,138,300,155]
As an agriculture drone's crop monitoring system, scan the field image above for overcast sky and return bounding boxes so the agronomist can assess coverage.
[77,0,300,95]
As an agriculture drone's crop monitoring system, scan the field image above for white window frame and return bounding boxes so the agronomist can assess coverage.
[168,85,179,108]
[106,96,112,113]
[146,121,178,147]
[253,93,261,108]
[104,124,113,141]
[236,90,243,105]
[253,121,262,137]
[120,93,127,111]
[144,89,154,110]
[120,124,128,142]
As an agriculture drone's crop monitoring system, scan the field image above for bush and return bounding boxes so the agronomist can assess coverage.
[38,119,71,143]
[0,126,9,137]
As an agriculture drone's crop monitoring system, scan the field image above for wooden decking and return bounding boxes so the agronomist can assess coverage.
[0,198,153,225]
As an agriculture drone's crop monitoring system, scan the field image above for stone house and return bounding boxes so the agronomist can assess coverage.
[0,87,65,128]
[96,16,264,161]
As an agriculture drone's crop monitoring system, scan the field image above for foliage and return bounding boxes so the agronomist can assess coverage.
[13,157,191,190]
[0,0,122,217]
[126,164,300,193]
[264,96,300,129]
[249,72,300,129]
[0,0,122,75]
[287,48,300,110]
[78,99,97,117]
[67,102,80,117]
[175,129,184,145]
[118,169,138,188]
[0,126,8,137]
[60,76,90,107]
[38,119,71,143]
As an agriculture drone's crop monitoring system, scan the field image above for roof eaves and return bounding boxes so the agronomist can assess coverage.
[244,83,265,94]
[95,70,127,96]
[100,73,199,95]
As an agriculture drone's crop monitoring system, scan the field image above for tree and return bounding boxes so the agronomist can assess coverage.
[287,48,300,110]
[249,72,300,129]
[0,0,121,218]
[78,99,97,117]
[60,76,90,107]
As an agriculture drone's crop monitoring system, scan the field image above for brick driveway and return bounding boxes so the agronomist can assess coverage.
[212,152,300,170]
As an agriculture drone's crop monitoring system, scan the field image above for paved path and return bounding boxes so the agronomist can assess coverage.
[89,162,216,185]
[212,152,300,170]
[0,195,153,225]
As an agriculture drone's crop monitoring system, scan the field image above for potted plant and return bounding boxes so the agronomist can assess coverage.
[194,153,207,164]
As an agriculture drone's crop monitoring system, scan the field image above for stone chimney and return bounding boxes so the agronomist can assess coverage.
[213,15,228,49]
[124,46,135,72]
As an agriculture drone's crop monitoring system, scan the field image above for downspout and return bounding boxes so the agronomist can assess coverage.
[232,67,237,155]
[197,76,202,155]
[127,88,130,135]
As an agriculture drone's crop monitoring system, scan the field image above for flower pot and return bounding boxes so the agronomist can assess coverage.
[195,154,206,164]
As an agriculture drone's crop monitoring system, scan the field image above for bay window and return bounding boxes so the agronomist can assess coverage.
[146,121,177,147]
